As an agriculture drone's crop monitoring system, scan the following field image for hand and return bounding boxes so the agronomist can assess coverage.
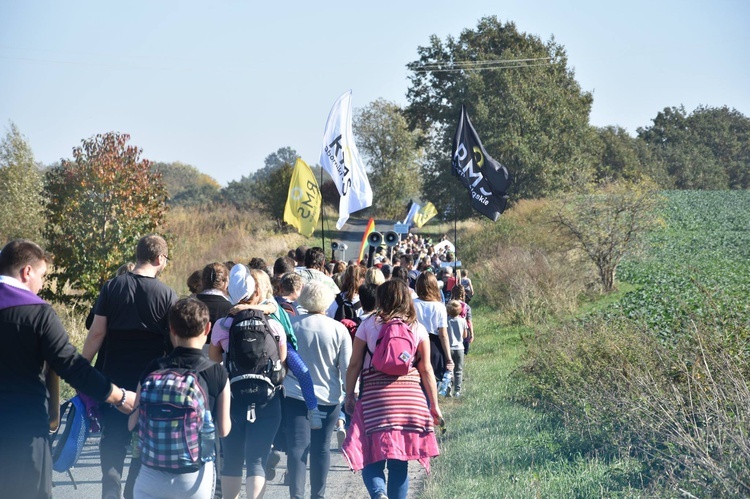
[445,359,455,371]
[344,393,357,415]
[115,390,137,415]
[430,405,443,427]
[469,335,475,343]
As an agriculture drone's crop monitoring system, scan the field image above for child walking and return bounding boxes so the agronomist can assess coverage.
[446,300,468,397]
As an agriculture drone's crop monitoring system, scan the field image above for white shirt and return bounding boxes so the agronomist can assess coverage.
[413,298,448,336]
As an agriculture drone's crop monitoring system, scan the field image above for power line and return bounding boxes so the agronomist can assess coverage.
[413,57,552,73]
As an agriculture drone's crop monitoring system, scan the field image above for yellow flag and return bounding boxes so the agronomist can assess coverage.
[413,202,438,228]
[284,159,321,237]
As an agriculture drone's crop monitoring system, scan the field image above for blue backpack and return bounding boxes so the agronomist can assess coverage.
[50,395,90,473]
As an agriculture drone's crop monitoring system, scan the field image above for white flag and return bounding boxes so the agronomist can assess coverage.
[320,90,373,229]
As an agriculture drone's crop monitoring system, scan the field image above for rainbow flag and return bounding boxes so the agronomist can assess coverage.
[357,218,376,263]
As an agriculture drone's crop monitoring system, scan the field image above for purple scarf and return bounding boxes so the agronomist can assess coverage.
[0,282,46,311]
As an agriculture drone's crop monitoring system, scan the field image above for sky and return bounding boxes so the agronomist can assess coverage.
[1,0,748,186]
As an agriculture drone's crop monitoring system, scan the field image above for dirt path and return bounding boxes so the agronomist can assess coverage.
[52,434,426,498]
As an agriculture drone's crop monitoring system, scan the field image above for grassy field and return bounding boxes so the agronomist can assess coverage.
[419,309,646,499]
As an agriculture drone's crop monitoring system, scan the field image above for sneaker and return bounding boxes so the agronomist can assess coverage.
[336,427,347,450]
[377,493,388,499]
[454,390,461,398]
[266,449,281,481]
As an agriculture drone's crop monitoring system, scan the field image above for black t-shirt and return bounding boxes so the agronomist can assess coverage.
[94,272,177,389]
[195,293,232,344]
[139,347,227,413]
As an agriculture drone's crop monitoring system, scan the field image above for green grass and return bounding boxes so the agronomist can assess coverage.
[419,308,647,498]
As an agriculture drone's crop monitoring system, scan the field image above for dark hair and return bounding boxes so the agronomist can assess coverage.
[187,270,202,294]
[380,264,393,279]
[201,262,228,291]
[376,280,416,323]
[304,248,326,270]
[400,254,414,267]
[169,297,210,339]
[294,245,309,264]
[136,234,168,264]
[333,261,346,275]
[358,283,378,313]
[341,264,364,300]
[391,266,409,284]
[273,256,295,276]
[416,272,442,302]
[248,257,267,271]
[0,239,51,276]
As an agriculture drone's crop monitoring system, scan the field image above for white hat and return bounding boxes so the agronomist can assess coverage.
[227,264,255,304]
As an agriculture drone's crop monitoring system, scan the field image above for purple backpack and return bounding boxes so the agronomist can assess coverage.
[372,319,418,376]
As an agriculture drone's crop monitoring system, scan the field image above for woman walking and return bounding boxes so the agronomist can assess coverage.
[413,272,454,383]
[342,280,442,499]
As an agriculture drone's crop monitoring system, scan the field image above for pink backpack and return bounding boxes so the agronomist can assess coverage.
[371,319,418,376]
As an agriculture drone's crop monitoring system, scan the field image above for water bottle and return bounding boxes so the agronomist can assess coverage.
[200,410,216,463]
[438,370,453,397]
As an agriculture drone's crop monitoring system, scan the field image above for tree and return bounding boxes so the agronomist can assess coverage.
[151,161,221,206]
[637,105,750,190]
[43,132,168,304]
[406,16,596,217]
[353,99,423,219]
[552,180,663,292]
[0,122,46,242]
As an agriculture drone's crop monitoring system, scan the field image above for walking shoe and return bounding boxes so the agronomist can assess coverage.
[454,390,461,398]
[266,449,281,481]
[377,493,388,499]
[336,426,347,450]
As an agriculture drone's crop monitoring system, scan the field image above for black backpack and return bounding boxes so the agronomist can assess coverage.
[227,309,285,410]
[334,294,362,324]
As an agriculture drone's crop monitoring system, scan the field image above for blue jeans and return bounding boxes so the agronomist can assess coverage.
[362,459,409,499]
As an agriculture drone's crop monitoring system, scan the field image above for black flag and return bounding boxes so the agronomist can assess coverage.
[451,105,512,221]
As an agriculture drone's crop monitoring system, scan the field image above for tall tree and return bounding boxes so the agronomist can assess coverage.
[0,122,46,242]
[353,99,423,219]
[637,105,750,190]
[44,132,168,304]
[406,16,596,217]
[151,161,221,206]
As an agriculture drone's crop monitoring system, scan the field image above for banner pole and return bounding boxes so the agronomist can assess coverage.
[320,166,326,254]
[454,186,458,273]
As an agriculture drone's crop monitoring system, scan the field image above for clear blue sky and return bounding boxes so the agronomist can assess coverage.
[1,0,748,185]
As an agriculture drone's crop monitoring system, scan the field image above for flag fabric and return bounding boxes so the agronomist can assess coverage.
[320,90,373,229]
[413,202,438,228]
[451,105,512,221]
[357,218,376,263]
[283,158,321,237]
[403,201,421,225]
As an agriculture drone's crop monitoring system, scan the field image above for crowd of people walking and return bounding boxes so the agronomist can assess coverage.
[0,234,475,499]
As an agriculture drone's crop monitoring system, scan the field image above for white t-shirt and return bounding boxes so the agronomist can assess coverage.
[355,314,429,369]
[413,298,448,336]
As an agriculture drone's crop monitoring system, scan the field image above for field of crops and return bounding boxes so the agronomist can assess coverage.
[615,190,750,340]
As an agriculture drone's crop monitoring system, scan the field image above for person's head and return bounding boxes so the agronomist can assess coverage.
[358,283,378,313]
[304,248,326,271]
[249,268,273,301]
[297,280,334,314]
[294,245,309,266]
[380,264,392,280]
[0,239,51,295]
[451,283,466,302]
[169,297,210,339]
[273,256,296,277]
[187,270,202,294]
[364,267,385,286]
[136,234,169,267]
[333,261,346,275]
[227,264,256,305]
[400,254,414,270]
[376,280,416,323]
[391,266,409,284]
[247,257,268,272]
[446,299,462,318]
[279,272,303,299]
[342,264,365,299]
[201,262,229,292]
[416,272,442,302]
[324,262,335,276]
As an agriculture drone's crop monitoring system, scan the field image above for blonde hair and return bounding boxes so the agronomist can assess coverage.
[447,300,462,318]
[364,267,385,286]
[249,268,273,301]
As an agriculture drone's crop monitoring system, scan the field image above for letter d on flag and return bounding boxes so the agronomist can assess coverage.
[284,158,321,237]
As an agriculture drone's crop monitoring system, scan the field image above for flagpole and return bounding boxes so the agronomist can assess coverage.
[319,166,326,255]
[453,183,458,274]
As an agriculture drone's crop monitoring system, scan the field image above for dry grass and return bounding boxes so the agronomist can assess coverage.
[160,204,308,295]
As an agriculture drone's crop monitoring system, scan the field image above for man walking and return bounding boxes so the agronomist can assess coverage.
[0,239,136,499]
[82,234,177,499]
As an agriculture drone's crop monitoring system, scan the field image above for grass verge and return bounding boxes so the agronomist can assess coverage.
[419,307,647,498]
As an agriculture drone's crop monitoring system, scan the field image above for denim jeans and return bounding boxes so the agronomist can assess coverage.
[362,459,409,499]
[284,397,340,499]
